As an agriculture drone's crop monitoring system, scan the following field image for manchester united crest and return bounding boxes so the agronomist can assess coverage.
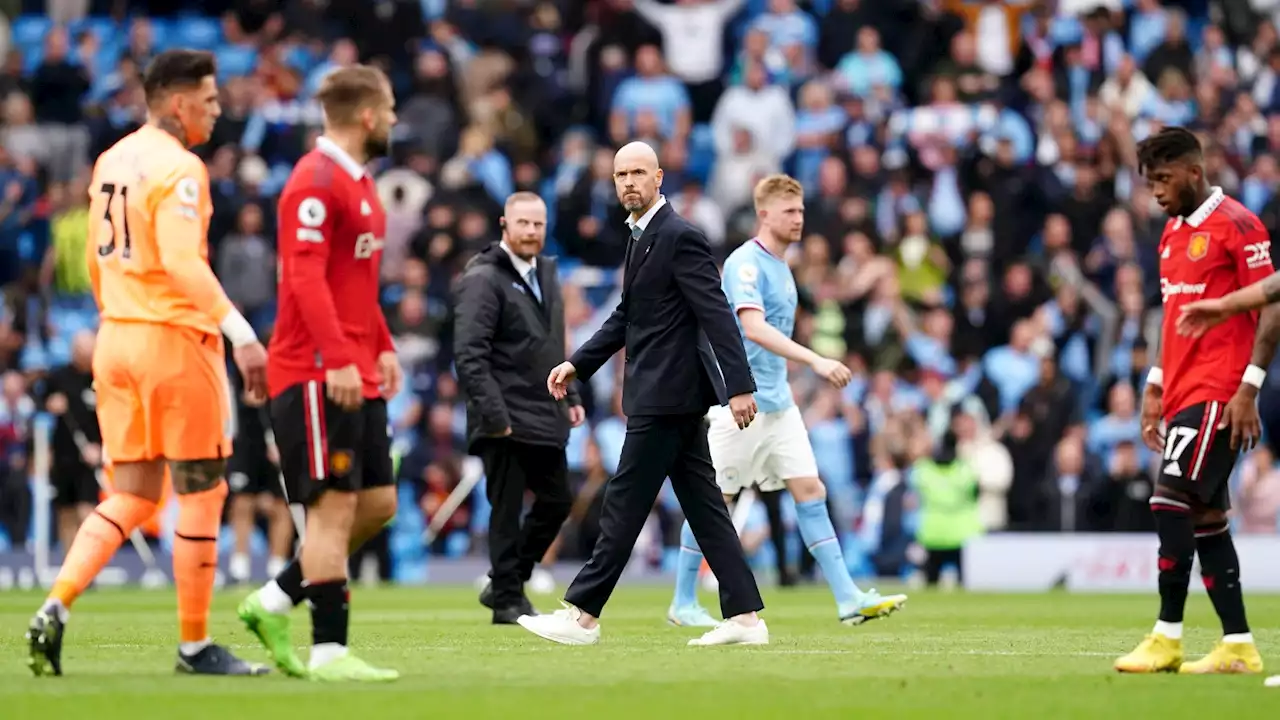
[1188,232,1210,261]
[330,450,354,476]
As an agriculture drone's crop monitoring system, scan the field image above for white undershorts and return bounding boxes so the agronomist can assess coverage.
[706,404,818,495]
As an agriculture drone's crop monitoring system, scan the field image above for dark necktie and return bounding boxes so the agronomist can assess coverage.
[625,224,643,272]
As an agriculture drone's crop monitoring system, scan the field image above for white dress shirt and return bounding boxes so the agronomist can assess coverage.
[626,194,668,233]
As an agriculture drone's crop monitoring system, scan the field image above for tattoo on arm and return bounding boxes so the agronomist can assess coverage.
[169,459,226,494]
[1251,305,1280,369]
[1263,274,1280,305]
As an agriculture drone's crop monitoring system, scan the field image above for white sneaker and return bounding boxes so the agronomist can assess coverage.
[687,618,769,646]
[516,603,600,646]
[1265,675,1280,688]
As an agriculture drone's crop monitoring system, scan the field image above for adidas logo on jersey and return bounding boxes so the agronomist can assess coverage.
[360,200,372,216]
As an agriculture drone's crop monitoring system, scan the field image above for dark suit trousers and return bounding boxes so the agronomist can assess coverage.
[564,413,763,618]
[479,439,573,605]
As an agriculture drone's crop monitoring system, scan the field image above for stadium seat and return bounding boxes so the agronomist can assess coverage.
[215,45,258,80]
[147,18,175,52]
[11,15,51,50]
[171,16,222,50]
[70,16,120,42]
[282,44,320,75]
[686,124,716,185]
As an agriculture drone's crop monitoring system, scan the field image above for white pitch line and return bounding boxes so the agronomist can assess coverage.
[92,644,1117,658]
[769,649,1118,657]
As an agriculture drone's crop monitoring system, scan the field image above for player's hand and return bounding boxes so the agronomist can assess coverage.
[569,404,586,428]
[45,392,67,416]
[377,351,403,400]
[233,342,268,403]
[1220,386,1262,451]
[80,442,102,467]
[1177,298,1233,338]
[729,393,757,430]
[1140,384,1165,453]
[547,362,576,401]
[811,357,853,388]
[326,364,364,411]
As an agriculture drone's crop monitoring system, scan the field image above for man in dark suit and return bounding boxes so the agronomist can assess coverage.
[454,192,582,624]
[518,141,768,647]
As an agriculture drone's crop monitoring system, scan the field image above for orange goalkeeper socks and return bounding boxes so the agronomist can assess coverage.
[49,493,158,610]
[173,482,228,645]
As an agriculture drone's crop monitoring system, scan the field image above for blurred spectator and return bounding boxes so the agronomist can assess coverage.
[910,420,980,586]
[712,60,795,169]
[609,44,691,147]
[1042,435,1102,533]
[215,203,276,333]
[28,26,89,182]
[0,370,33,544]
[1091,439,1155,533]
[834,26,901,100]
[1237,445,1280,534]
[953,400,1012,532]
[38,174,91,300]
[633,0,744,122]
[42,330,98,551]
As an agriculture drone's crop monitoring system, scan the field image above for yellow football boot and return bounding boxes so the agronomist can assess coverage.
[1179,641,1263,675]
[1114,634,1183,673]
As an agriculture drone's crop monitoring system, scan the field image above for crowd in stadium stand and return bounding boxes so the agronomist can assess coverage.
[3,0,1280,585]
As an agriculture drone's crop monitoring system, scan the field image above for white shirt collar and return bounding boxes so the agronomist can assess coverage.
[315,136,367,181]
[500,240,537,278]
[1173,186,1225,230]
[625,195,667,233]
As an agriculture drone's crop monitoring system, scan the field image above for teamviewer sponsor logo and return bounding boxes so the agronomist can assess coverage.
[1245,241,1272,270]
[1161,278,1207,304]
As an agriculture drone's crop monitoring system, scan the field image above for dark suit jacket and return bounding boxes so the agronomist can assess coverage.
[570,202,755,416]
[454,243,580,451]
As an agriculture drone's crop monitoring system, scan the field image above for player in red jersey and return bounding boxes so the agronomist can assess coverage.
[235,65,400,683]
[1114,127,1280,675]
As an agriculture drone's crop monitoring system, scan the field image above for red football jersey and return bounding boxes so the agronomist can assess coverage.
[1159,189,1274,420]
[268,138,394,400]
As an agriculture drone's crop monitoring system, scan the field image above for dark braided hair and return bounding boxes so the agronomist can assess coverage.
[1136,126,1203,175]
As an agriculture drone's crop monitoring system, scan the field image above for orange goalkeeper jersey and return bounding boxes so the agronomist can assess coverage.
[87,124,231,333]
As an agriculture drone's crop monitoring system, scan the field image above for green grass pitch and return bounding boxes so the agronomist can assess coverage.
[2,584,1280,719]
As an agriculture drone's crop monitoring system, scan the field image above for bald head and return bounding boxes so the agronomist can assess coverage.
[613,141,663,216]
[616,141,658,168]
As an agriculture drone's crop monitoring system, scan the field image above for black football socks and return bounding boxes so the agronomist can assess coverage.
[1195,522,1250,637]
[275,560,307,607]
[1152,501,1195,627]
[307,579,351,649]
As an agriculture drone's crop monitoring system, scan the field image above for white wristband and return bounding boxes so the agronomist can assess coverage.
[219,308,258,348]
[1146,367,1163,388]
[1243,364,1267,389]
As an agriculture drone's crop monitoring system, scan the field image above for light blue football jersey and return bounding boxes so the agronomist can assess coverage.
[721,239,798,413]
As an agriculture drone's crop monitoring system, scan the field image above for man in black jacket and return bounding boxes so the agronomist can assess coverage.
[453,191,581,624]
[43,331,101,552]
[524,141,767,647]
